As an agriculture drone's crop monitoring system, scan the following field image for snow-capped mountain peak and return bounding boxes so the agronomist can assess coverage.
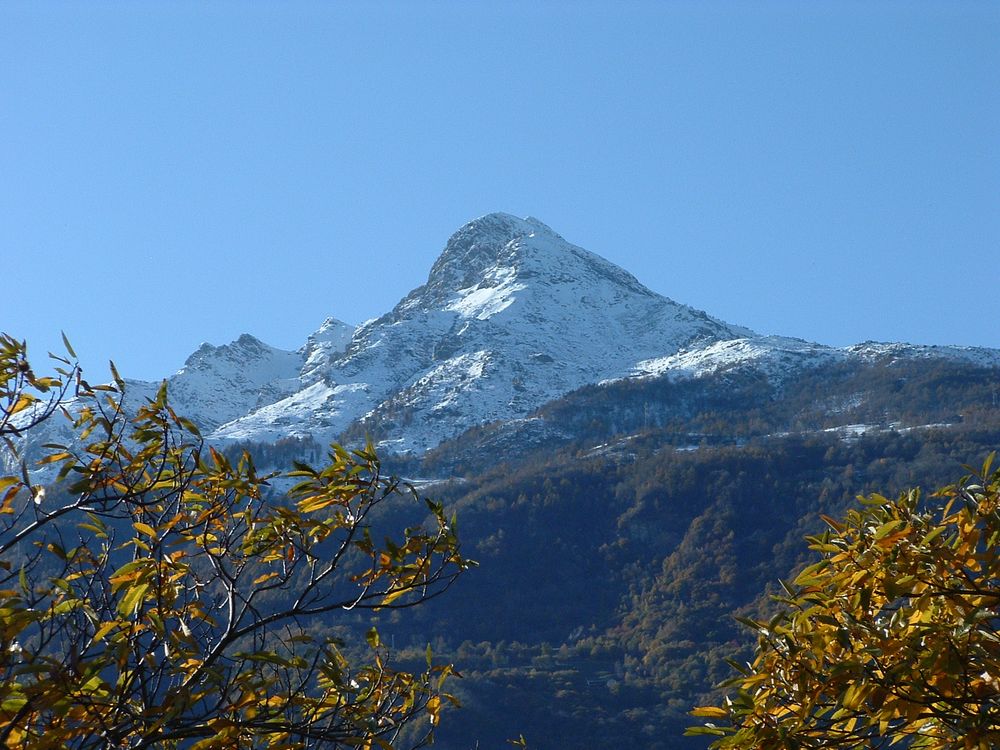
[412,212,658,312]
[300,317,355,383]
[210,214,753,452]
[182,333,289,374]
[7,331,305,476]
[11,214,1000,472]
[140,333,304,431]
[423,213,558,298]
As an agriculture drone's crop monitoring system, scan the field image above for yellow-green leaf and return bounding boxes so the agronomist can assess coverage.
[118,582,150,616]
[691,706,729,718]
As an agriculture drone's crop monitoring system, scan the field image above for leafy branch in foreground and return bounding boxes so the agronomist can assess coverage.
[0,332,81,454]
[689,454,1000,749]
[0,335,474,749]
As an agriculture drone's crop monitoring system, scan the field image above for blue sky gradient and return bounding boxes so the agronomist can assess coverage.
[3,1,998,380]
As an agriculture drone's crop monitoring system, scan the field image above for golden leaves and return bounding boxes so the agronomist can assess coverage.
[689,454,1000,749]
[0,335,470,748]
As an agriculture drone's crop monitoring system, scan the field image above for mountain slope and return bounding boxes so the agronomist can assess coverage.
[147,333,305,430]
[211,213,752,452]
[6,333,304,477]
[14,213,1000,471]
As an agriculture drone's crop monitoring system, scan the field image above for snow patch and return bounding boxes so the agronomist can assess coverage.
[447,266,525,320]
[617,336,844,384]
[846,342,1000,368]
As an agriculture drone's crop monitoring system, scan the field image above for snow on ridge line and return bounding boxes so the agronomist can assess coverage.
[300,318,356,383]
[608,336,1000,387]
[208,214,755,454]
[26,214,1000,462]
[845,341,1000,367]
[609,336,845,383]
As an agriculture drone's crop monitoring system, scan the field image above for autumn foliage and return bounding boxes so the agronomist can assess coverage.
[0,334,473,749]
[690,454,1000,749]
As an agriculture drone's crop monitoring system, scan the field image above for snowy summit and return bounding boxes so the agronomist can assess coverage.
[19,213,1000,463]
[210,213,750,452]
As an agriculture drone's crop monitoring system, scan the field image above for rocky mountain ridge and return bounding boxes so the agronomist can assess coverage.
[200,213,758,452]
[14,213,1000,463]
[199,214,1000,454]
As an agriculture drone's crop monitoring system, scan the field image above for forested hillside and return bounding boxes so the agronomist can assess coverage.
[410,357,1000,478]
[17,342,992,748]
[212,355,1000,748]
[414,426,999,748]
[258,358,998,748]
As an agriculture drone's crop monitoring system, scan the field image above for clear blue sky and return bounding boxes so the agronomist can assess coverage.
[3,1,998,381]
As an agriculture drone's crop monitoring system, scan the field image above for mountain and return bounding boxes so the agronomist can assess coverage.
[196,216,999,456]
[4,333,306,475]
[300,316,356,383]
[7,214,1000,750]
[12,213,1000,475]
[134,333,305,430]
[209,213,752,452]
[618,335,1000,384]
